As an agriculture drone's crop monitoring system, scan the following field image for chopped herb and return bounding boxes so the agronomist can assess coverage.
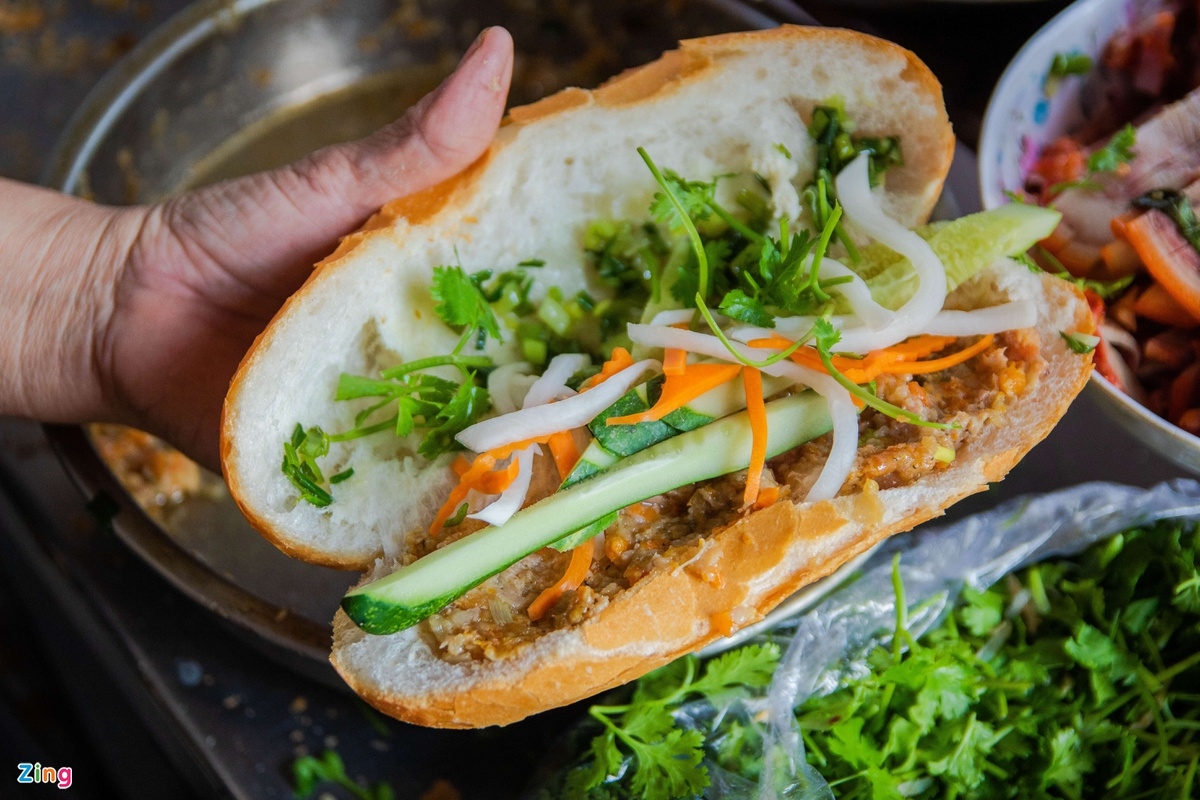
[563,644,780,799]
[417,380,490,460]
[444,502,469,528]
[292,749,395,800]
[1045,51,1093,97]
[774,142,792,159]
[1048,50,1093,78]
[431,265,501,351]
[519,258,546,267]
[285,357,492,506]
[1133,188,1200,252]
[1049,124,1137,194]
[718,289,774,328]
[1060,330,1099,354]
[282,424,333,507]
[1087,123,1137,174]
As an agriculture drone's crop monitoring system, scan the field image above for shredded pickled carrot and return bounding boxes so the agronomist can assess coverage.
[748,336,898,383]
[742,367,767,507]
[475,458,520,494]
[434,345,638,532]
[583,346,635,389]
[430,435,557,535]
[663,323,690,376]
[753,485,780,510]
[664,347,688,375]
[430,453,498,535]
[748,334,996,384]
[527,542,594,621]
[876,335,995,374]
[548,430,581,479]
[605,362,742,426]
[883,335,959,359]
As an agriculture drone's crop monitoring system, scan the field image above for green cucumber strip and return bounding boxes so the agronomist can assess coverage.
[549,510,619,552]
[850,204,1062,311]
[561,440,620,489]
[660,406,713,432]
[587,387,676,457]
[342,391,833,634]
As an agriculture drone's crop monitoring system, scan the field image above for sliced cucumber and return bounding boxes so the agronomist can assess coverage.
[342,391,834,635]
[562,439,621,488]
[579,370,793,474]
[548,510,619,552]
[587,380,676,457]
[851,204,1062,311]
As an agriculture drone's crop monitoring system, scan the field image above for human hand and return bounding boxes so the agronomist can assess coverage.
[0,27,513,472]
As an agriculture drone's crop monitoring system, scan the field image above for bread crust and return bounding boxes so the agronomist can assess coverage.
[221,25,955,569]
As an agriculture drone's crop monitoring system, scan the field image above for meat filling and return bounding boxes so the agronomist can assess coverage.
[417,331,1044,664]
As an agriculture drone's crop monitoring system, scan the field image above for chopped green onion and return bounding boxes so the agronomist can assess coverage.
[445,502,469,527]
[523,337,548,365]
[1060,331,1099,354]
[538,295,572,336]
[1048,51,1093,79]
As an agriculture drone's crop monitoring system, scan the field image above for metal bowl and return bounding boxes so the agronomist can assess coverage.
[42,0,825,685]
[978,0,1200,476]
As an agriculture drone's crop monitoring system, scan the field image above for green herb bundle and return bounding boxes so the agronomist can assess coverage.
[546,519,1200,799]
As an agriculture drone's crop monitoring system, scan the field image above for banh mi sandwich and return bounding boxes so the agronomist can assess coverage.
[221,26,1095,728]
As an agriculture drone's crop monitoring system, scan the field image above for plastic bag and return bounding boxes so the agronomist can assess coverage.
[753,478,1200,800]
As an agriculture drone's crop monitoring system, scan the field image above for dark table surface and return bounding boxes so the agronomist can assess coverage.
[0,1,1189,799]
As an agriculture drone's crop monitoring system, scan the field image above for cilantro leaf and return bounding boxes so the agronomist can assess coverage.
[431,265,502,345]
[689,642,780,699]
[649,170,717,234]
[626,728,707,800]
[418,379,489,459]
[1063,623,1137,683]
[958,585,1004,636]
[282,424,333,507]
[926,714,1001,788]
[718,289,774,328]
[1086,123,1136,174]
[292,750,394,800]
[1042,727,1093,790]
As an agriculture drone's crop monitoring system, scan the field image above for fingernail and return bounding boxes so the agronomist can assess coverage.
[463,27,490,61]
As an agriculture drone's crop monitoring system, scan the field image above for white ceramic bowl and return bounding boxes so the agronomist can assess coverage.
[979,0,1200,475]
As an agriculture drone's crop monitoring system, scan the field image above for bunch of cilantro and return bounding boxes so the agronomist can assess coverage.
[542,519,1200,800]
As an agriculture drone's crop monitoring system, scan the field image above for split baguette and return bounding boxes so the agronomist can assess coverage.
[221,26,1092,727]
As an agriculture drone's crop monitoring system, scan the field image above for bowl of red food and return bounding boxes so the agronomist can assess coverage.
[980,0,1200,474]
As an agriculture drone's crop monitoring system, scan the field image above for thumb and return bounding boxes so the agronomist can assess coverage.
[156,26,513,298]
